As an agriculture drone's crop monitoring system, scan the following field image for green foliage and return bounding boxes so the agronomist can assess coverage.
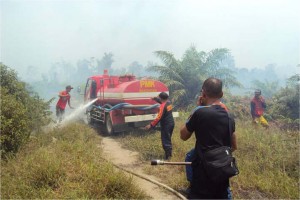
[0,88,30,157]
[286,73,300,87]
[1,123,148,199]
[148,46,241,108]
[224,73,299,131]
[0,64,52,158]
[267,74,299,129]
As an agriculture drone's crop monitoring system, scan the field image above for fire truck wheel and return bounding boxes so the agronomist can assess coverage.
[105,114,114,135]
[87,111,94,125]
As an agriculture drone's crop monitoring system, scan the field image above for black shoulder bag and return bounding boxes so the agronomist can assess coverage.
[198,114,239,183]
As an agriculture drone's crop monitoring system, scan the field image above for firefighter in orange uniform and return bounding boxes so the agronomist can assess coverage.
[250,89,269,128]
[56,85,74,122]
[145,92,175,160]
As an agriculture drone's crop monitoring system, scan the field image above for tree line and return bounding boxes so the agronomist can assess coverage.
[146,46,299,129]
[1,46,299,158]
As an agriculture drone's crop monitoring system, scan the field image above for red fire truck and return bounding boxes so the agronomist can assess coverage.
[84,70,178,134]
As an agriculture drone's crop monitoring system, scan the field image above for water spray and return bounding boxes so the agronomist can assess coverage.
[59,98,98,127]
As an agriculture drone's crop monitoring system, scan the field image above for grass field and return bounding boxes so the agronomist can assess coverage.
[1,123,148,199]
[116,116,299,199]
[1,118,298,199]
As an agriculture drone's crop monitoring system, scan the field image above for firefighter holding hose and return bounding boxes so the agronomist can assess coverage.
[145,92,175,160]
[56,85,74,123]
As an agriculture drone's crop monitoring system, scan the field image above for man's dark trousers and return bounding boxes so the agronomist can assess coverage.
[161,124,174,160]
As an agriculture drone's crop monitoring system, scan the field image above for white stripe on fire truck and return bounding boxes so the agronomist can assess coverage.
[125,112,179,122]
[96,91,169,99]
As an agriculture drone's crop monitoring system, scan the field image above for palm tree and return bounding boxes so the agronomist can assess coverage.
[149,51,188,107]
[148,46,241,108]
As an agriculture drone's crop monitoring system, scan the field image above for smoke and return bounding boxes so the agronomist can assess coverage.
[2,0,299,79]
[1,0,299,102]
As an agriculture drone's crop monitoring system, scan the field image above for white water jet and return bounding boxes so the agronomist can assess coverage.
[58,98,98,127]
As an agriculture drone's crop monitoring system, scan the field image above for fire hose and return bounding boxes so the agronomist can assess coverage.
[99,157,187,200]
[92,103,160,111]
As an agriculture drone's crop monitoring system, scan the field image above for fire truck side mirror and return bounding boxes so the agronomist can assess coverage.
[100,79,104,86]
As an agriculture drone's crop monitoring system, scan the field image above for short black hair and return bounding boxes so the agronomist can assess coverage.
[66,85,73,90]
[255,89,261,94]
[159,92,169,100]
[202,78,223,98]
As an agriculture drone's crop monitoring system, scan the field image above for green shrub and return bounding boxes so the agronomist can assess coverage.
[0,87,30,157]
[0,64,52,158]
[267,76,299,130]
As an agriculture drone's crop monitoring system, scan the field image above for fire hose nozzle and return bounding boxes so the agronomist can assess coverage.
[151,160,192,165]
[151,160,165,165]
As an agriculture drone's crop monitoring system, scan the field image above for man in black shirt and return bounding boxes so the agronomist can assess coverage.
[180,78,237,199]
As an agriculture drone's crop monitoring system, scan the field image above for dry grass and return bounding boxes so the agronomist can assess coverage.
[1,123,148,199]
[117,116,299,199]
[2,118,298,199]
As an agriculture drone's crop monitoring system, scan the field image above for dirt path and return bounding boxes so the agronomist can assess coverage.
[101,137,182,199]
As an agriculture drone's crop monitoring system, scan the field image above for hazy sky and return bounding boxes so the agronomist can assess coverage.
[1,0,299,77]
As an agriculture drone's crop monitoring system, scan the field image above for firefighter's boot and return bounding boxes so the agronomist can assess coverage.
[165,150,172,160]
